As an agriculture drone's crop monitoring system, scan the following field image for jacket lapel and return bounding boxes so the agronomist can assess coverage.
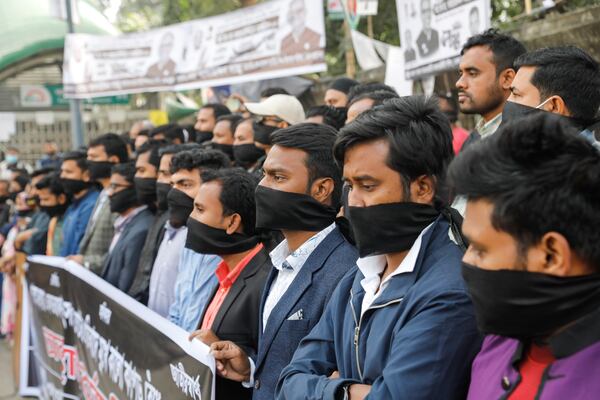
[256,228,344,369]
[210,249,267,333]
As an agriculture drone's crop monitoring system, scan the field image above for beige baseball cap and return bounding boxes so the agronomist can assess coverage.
[244,94,305,125]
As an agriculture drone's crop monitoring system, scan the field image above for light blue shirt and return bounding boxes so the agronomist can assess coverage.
[168,246,221,331]
[148,223,187,318]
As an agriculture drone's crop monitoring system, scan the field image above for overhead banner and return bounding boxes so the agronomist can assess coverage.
[63,0,326,99]
[396,0,490,79]
[23,256,215,400]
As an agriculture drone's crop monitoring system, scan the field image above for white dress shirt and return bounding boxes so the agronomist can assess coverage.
[262,223,336,331]
[357,223,433,318]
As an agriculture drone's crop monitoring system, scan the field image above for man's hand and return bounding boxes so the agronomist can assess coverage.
[66,255,84,265]
[189,329,220,346]
[209,341,251,382]
[349,384,372,400]
[15,229,35,249]
[329,370,340,379]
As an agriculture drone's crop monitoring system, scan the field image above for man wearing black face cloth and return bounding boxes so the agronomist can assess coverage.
[450,113,600,399]
[101,162,154,292]
[209,123,358,400]
[205,114,243,161]
[187,168,270,400]
[67,133,129,274]
[277,97,480,400]
[127,141,171,303]
[501,46,600,150]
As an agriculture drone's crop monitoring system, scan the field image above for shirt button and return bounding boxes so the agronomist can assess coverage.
[254,379,260,390]
[501,376,511,390]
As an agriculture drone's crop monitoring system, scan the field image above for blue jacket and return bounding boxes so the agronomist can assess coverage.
[60,189,99,256]
[276,218,482,400]
[252,227,358,400]
[101,208,154,292]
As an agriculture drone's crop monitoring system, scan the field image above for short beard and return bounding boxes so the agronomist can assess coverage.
[461,80,506,117]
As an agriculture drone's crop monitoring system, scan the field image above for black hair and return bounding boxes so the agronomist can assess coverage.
[461,28,526,75]
[437,93,459,123]
[36,172,68,198]
[31,167,55,178]
[348,90,400,108]
[158,143,200,158]
[62,150,89,172]
[448,113,600,271]
[136,141,165,169]
[88,133,129,162]
[305,105,347,130]
[514,46,600,123]
[216,114,244,136]
[201,168,260,237]
[260,87,290,98]
[13,174,30,191]
[111,161,136,184]
[271,122,342,209]
[334,96,454,206]
[201,103,231,120]
[137,129,150,137]
[169,149,231,174]
[347,82,398,104]
[149,124,178,138]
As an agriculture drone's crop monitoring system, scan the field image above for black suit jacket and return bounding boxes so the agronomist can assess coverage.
[200,246,272,400]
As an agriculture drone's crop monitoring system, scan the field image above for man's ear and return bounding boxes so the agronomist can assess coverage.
[278,121,290,129]
[535,232,572,277]
[310,177,335,205]
[409,175,435,205]
[58,194,67,205]
[225,213,243,235]
[499,68,517,90]
[544,96,570,117]
[108,155,120,164]
[82,170,91,182]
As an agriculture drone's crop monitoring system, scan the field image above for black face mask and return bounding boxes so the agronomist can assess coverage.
[233,144,265,167]
[167,188,194,228]
[88,161,115,181]
[134,177,157,206]
[185,217,259,255]
[109,187,138,214]
[253,122,279,145]
[195,130,213,144]
[0,195,8,204]
[156,182,171,211]
[17,209,33,218]
[211,143,234,160]
[8,191,19,201]
[255,185,337,232]
[348,202,439,258]
[461,263,600,340]
[41,203,69,218]
[61,178,89,196]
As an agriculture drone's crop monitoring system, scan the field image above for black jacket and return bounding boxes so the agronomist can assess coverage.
[200,246,271,400]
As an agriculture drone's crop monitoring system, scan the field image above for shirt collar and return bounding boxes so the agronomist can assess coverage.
[164,221,186,239]
[357,222,433,292]
[475,112,503,139]
[215,244,264,289]
[269,223,336,273]
[114,205,147,231]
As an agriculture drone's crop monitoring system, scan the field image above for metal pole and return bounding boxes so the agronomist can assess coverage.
[65,0,84,149]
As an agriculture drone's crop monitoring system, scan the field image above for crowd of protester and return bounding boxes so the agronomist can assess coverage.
[1,29,600,399]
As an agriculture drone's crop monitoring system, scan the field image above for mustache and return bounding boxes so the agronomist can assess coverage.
[458,91,472,100]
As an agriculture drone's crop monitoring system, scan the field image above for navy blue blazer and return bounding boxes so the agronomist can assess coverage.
[101,208,154,292]
[252,227,358,400]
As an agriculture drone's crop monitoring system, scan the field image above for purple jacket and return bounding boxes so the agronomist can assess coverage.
[467,309,600,399]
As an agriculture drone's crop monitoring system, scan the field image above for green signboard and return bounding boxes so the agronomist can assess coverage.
[20,84,130,108]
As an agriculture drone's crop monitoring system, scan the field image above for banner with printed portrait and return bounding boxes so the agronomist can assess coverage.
[22,256,215,400]
[396,0,491,79]
[63,0,326,98]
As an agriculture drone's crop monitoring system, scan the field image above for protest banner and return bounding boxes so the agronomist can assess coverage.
[63,0,326,99]
[396,0,491,79]
[20,255,215,400]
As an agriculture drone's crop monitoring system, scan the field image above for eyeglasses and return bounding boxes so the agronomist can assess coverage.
[253,115,284,125]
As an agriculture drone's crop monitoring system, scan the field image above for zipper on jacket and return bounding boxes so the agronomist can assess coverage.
[349,289,404,382]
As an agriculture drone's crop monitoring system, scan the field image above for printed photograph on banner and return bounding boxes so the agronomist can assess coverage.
[62,0,326,99]
[396,0,490,79]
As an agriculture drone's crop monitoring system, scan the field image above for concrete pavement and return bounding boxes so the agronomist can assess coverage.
[0,339,21,400]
